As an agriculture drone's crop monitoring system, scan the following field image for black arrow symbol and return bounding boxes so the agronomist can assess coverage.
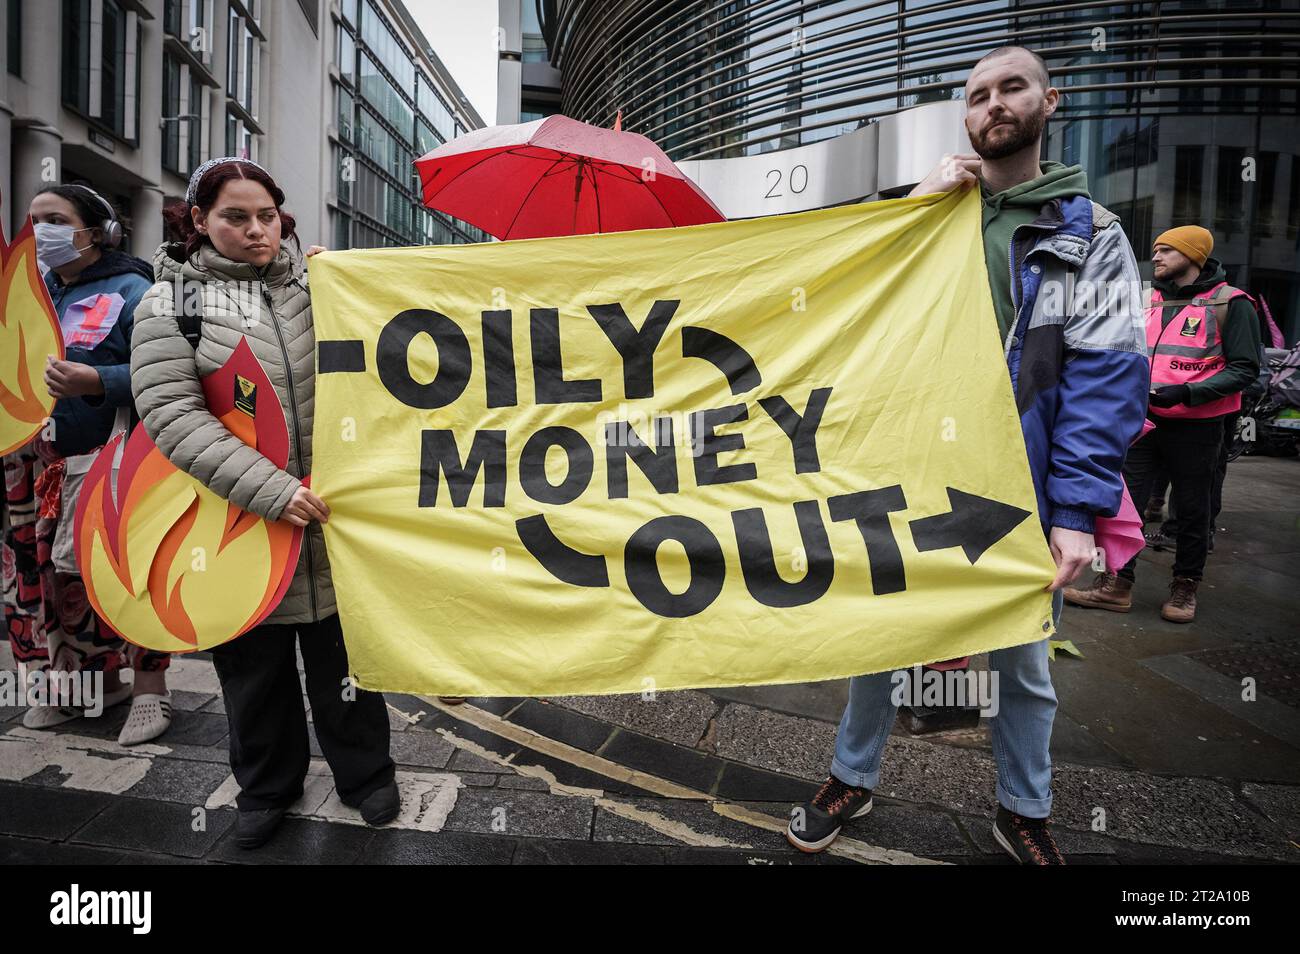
[909,487,1032,564]
[318,339,366,373]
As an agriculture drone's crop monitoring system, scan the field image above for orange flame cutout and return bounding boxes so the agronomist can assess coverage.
[74,338,304,652]
[0,206,64,455]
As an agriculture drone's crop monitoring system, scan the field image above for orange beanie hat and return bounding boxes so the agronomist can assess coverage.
[1153,225,1213,267]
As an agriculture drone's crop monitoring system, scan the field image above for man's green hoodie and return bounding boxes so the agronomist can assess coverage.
[980,161,1091,341]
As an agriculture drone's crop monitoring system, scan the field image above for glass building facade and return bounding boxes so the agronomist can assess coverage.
[331,0,489,248]
[544,0,1300,341]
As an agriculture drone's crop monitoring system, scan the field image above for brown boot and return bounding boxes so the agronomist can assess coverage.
[1062,572,1132,612]
[1161,577,1198,623]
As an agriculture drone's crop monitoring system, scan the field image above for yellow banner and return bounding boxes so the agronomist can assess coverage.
[308,189,1056,697]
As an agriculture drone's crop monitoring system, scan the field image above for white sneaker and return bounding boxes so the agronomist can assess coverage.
[117,692,173,746]
[20,678,132,729]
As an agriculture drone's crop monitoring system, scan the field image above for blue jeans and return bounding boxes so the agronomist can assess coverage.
[830,589,1063,818]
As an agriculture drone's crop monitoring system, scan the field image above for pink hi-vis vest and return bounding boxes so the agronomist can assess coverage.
[1146,281,1249,419]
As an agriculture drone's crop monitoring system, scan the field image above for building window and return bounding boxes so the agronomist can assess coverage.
[227,7,259,118]
[1214,146,1247,240]
[336,146,354,205]
[243,23,255,110]
[337,85,353,142]
[1288,156,1300,242]
[164,0,212,60]
[226,6,238,90]
[1256,152,1279,237]
[163,55,181,172]
[163,0,182,39]
[414,118,437,157]
[338,24,355,86]
[162,53,203,175]
[225,109,252,159]
[360,0,414,95]
[1173,146,1203,225]
[61,0,142,143]
[333,210,351,250]
[186,66,203,171]
[356,105,411,181]
[358,52,413,138]
[7,0,21,77]
[521,0,546,64]
[418,74,453,141]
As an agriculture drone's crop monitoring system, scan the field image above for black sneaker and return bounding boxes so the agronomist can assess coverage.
[992,807,1065,865]
[786,776,872,853]
[234,807,287,850]
[1143,528,1174,551]
[359,779,400,826]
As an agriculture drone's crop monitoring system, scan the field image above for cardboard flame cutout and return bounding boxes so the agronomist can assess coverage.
[74,338,304,652]
[0,200,64,455]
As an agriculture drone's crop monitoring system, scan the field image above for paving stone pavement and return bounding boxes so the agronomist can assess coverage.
[0,661,1292,864]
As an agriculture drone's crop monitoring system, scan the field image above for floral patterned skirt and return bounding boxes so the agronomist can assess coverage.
[3,444,169,675]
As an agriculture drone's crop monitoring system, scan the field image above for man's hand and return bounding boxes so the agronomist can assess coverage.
[908,153,982,198]
[1148,384,1190,408]
[44,357,105,398]
[280,486,330,527]
[1046,526,1095,591]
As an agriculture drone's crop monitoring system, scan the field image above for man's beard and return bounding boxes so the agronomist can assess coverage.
[1157,261,1201,285]
[969,109,1047,160]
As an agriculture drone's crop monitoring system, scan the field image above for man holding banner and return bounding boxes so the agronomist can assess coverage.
[785,47,1150,862]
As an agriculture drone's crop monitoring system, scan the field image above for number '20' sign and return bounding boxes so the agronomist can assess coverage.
[764,164,810,199]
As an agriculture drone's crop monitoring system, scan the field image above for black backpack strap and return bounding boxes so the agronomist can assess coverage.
[171,280,204,350]
[177,309,202,350]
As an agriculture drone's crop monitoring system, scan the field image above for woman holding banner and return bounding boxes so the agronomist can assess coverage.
[3,183,172,745]
[129,158,397,849]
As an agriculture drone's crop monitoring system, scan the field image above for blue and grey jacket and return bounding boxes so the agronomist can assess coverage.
[1005,196,1150,533]
[44,250,154,456]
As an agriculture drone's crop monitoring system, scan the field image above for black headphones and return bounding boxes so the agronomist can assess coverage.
[66,183,123,248]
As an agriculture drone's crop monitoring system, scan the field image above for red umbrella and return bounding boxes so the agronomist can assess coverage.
[414,114,725,240]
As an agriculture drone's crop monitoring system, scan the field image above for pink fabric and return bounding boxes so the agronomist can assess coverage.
[1260,296,1286,349]
[1094,420,1155,572]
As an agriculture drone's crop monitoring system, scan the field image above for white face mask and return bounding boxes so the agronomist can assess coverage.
[34,222,94,270]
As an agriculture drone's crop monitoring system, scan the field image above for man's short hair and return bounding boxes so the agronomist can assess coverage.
[973,46,1051,89]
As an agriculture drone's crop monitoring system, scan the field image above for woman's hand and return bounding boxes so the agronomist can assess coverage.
[304,245,328,257]
[45,357,105,398]
[280,485,331,526]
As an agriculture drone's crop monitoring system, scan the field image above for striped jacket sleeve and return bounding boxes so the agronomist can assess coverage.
[1045,219,1151,532]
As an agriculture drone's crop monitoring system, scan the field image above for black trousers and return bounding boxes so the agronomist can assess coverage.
[1210,411,1239,527]
[1157,411,1235,534]
[209,613,395,812]
[1119,416,1225,582]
